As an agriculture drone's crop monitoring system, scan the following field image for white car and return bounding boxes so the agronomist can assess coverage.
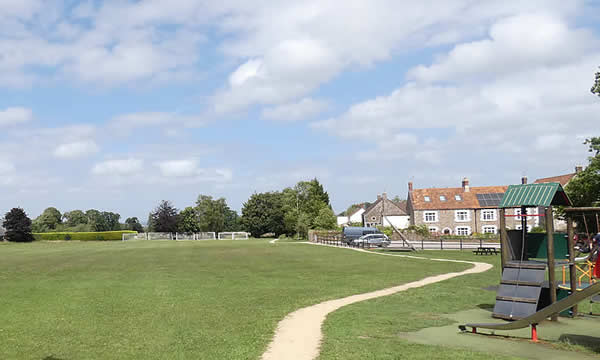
[352,233,391,247]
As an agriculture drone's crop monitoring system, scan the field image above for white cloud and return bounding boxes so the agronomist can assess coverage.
[54,140,99,159]
[0,107,33,126]
[212,0,584,113]
[313,10,600,167]
[158,160,199,177]
[156,159,233,183]
[261,98,329,122]
[0,160,15,174]
[409,13,598,83]
[110,112,206,135]
[92,159,144,176]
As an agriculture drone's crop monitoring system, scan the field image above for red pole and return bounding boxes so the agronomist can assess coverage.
[531,324,538,342]
[472,327,477,334]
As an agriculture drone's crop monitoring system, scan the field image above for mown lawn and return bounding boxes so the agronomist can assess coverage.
[0,240,470,360]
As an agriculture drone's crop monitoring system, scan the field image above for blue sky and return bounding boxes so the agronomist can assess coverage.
[0,0,599,220]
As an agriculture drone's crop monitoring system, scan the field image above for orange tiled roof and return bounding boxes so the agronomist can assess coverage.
[410,186,508,210]
[534,173,576,186]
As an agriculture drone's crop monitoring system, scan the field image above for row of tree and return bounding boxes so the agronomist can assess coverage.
[240,179,337,238]
[147,195,241,233]
[31,207,143,233]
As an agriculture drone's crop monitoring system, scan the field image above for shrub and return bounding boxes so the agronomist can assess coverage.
[32,231,136,241]
[3,208,34,243]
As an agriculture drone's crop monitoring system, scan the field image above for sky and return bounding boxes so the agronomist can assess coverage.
[0,0,599,220]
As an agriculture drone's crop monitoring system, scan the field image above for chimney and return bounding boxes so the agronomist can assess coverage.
[462,177,470,192]
[408,182,413,191]
[382,192,387,200]
[377,194,382,201]
[521,176,528,185]
[575,165,583,174]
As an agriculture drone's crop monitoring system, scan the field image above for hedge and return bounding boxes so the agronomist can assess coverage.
[33,231,137,241]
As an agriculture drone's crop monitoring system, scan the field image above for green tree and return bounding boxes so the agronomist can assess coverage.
[566,137,600,207]
[241,192,285,237]
[224,209,241,232]
[85,209,106,232]
[565,137,600,233]
[313,204,337,230]
[33,207,62,232]
[195,195,232,233]
[592,67,600,97]
[125,217,144,232]
[63,210,88,227]
[102,212,121,231]
[149,201,179,233]
[3,208,34,242]
[177,207,201,233]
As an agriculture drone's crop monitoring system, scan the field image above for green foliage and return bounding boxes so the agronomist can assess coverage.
[177,207,201,233]
[149,200,179,233]
[376,226,394,237]
[84,210,122,232]
[342,202,370,217]
[241,192,285,237]
[195,195,235,233]
[32,207,62,232]
[313,204,337,230]
[565,137,600,233]
[62,210,87,227]
[32,231,135,241]
[3,208,34,242]
[530,226,546,233]
[124,217,144,232]
[406,224,430,237]
[592,67,600,97]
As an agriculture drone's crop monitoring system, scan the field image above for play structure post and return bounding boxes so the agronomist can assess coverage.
[545,206,558,321]
[567,215,578,315]
[499,208,508,269]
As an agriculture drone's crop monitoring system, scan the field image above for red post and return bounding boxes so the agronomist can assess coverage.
[472,327,477,334]
[531,324,538,342]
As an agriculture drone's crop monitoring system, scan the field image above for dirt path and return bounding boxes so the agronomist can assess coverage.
[261,243,493,360]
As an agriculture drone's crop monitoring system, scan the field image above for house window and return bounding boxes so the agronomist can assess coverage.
[440,195,446,201]
[455,210,470,222]
[428,226,439,234]
[482,225,497,234]
[481,209,497,221]
[371,216,377,221]
[424,196,431,202]
[515,225,533,232]
[455,226,471,236]
[423,211,438,223]
[455,195,462,201]
[443,228,452,235]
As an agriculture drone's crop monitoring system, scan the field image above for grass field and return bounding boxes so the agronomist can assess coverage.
[0,240,472,360]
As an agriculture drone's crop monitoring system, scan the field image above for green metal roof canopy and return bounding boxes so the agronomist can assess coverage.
[499,183,572,208]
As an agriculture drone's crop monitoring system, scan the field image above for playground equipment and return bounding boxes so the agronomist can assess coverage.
[459,184,600,340]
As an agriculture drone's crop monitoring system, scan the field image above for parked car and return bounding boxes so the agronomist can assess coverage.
[342,226,379,244]
[352,233,391,247]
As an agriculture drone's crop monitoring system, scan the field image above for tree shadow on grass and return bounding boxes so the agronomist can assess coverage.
[43,356,65,360]
[559,334,600,353]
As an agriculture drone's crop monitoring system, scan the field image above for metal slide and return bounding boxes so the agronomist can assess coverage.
[460,281,600,331]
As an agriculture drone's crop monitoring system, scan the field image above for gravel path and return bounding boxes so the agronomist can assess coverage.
[261,243,493,360]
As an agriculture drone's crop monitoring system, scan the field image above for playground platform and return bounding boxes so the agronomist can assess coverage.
[400,308,600,360]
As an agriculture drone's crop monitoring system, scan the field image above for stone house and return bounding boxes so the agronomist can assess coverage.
[362,193,410,229]
[406,178,534,235]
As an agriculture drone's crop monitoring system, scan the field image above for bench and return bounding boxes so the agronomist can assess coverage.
[473,247,498,255]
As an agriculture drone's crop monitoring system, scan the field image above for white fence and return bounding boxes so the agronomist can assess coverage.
[122,232,247,241]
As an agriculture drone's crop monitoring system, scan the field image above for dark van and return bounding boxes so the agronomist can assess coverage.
[342,226,379,244]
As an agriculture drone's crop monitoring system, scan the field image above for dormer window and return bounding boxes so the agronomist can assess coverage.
[440,196,446,201]
[455,195,462,201]
[424,196,431,202]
